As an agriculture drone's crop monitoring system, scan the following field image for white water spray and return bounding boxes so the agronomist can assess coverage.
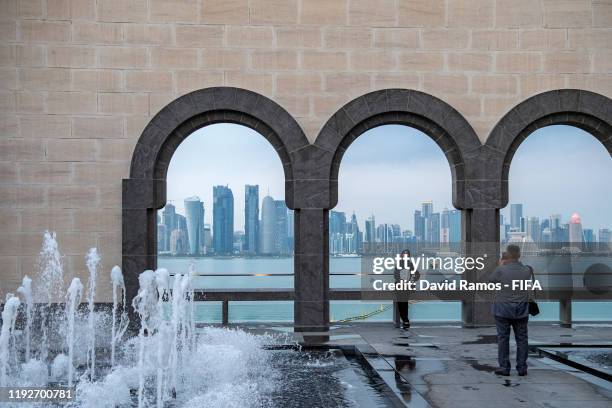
[65,278,83,387]
[132,270,158,408]
[35,231,64,362]
[110,265,128,367]
[16,276,33,361]
[3,232,283,407]
[155,268,171,407]
[0,295,21,386]
[85,248,100,380]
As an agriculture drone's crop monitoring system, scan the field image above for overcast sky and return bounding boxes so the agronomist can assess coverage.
[165,124,611,232]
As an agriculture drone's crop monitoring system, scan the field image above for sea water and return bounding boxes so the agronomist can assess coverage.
[158,256,612,323]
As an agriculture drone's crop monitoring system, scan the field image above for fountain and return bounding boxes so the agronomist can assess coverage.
[65,278,83,387]
[111,265,128,367]
[85,248,100,380]
[16,276,33,361]
[0,232,306,407]
[35,231,64,363]
[0,295,20,386]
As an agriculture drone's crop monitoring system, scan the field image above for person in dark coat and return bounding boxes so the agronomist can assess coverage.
[489,244,532,376]
[394,249,419,329]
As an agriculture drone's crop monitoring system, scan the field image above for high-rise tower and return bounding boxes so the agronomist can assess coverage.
[213,185,234,255]
[510,204,523,230]
[569,212,583,251]
[244,185,259,255]
[259,195,276,255]
[184,196,204,255]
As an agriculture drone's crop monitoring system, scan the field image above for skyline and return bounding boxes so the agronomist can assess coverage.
[165,123,611,231]
[158,194,611,248]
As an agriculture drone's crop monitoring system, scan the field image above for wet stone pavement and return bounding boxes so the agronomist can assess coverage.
[243,323,612,408]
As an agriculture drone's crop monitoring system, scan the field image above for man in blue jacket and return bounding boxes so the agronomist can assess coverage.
[489,244,532,376]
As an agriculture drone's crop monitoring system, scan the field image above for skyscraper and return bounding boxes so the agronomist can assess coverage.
[203,223,212,253]
[274,200,289,255]
[184,196,204,255]
[329,210,346,255]
[162,203,176,252]
[244,185,259,255]
[526,216,540,244]
[568,212,583,251]
[170,229,188,255]
[413,210,424,242]
[449,209,461,244]
[329,211,347,236]
[440,208,450,245]
[365,215,376,243]
[347,212,362,254]
[550,214,562,243]
[422,201,433,219]
[176,214,188,249]
[583,229,594,251]
[510,204,523,230]
[157,224,167,253]
[259,195,276,255]
[213,185,234,255]
[430,212,440,247]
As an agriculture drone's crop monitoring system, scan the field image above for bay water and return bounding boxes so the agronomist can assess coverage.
[159,256,612,324]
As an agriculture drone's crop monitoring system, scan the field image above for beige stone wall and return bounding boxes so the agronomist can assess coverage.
[0,0,610,300]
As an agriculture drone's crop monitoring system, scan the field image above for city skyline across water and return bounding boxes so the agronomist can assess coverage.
[159,187,611,256]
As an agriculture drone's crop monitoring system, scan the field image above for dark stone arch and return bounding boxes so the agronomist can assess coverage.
[122,87,309,325]
[292,89,482,329]
[483,89,612,327]
[486,89,612,208]
[310,89,482,210]
[126,87,309,208]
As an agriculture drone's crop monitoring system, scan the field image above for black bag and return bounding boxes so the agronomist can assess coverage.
[527,265,540,316]
[529,300,540,316]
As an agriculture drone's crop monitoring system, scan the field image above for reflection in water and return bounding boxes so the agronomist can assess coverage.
[394,357,417,403]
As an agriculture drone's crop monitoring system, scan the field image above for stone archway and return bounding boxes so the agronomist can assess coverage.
[290,89,482,329]
[122,87,309,324]
[484,89,612,326]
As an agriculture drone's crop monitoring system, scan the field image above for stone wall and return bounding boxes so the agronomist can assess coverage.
[1,0,611,301]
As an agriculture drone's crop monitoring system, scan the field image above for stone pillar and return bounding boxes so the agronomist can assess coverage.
[290,144,334,332]
[293,208,329,332]
[122,178,163,330]
[461,207,499,327]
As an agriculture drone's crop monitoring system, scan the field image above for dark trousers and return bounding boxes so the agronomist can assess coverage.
[495,316,529,372]
[397,301,409,322]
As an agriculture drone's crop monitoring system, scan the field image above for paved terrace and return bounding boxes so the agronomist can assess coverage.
[238,322,612,408]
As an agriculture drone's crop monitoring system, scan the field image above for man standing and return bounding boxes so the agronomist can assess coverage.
[489,244,532,376]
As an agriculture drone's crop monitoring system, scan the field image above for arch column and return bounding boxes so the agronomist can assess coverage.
[122,178,165,321]
[460,145,506,327]
[291,145,336,331]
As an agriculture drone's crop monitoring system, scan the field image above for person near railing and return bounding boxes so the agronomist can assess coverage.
[489,244,532,376]
[394,249,420,329]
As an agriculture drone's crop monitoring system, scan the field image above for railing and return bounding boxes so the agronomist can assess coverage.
[186,271,612,326]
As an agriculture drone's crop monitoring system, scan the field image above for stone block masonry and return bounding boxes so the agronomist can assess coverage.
[0,1,610,316]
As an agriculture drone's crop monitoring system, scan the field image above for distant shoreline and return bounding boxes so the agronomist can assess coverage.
[158,255,295,260]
